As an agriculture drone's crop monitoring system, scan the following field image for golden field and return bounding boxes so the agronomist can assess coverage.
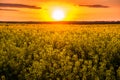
[0,23,120,80]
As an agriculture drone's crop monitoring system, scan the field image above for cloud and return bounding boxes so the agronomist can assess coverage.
[0,8,19,11]
[0,3,41,9]
[78,4,109,8]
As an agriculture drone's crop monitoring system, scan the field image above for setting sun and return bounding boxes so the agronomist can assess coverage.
[52,9,65,21]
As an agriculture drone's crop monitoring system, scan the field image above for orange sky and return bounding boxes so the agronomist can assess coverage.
[0,0,120,21]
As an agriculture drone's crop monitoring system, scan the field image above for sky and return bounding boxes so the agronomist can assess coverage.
[0,0,120,21]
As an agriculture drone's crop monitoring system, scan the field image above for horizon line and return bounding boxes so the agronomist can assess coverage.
[0,21,120,24]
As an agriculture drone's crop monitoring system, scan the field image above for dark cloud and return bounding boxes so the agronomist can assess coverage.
[78,4,109,8]
[0,8,19,11]
[0,3,41,9]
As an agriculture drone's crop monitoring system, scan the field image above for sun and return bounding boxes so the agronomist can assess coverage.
[52,9,65,21]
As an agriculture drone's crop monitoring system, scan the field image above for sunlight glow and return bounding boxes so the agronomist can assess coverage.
[40,2,80,21]
[52,9,65,21]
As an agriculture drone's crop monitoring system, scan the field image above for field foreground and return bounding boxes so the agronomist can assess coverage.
[0,23,120,80]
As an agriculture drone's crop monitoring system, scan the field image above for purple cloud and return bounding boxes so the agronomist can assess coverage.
[0,3,41,9]
[78,4,109,8]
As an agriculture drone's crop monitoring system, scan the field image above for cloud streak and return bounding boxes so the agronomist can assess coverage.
[78,4,109,8]
[0,3,41,9]
[0,8,19,11]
